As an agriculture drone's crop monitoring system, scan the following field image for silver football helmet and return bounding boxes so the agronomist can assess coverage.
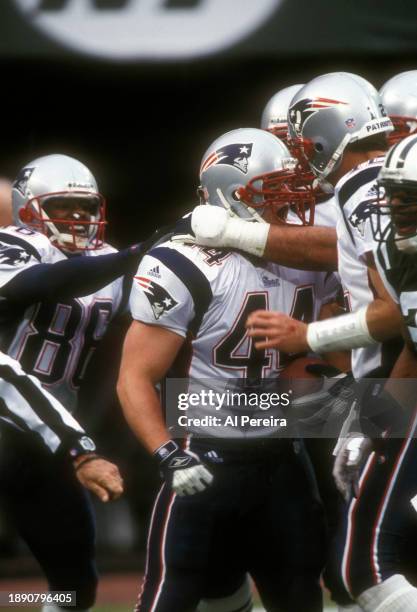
[199,127,315,224]
[260,84,304,142]
[371,134,417,252]
[12,154,106,252]
[380,71,417,145]
[287,72,393,179]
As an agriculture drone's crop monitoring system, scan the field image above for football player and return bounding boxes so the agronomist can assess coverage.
[244,74,417,611]
[0,350,123,502]
[117,127,346,612]
[0,154,147,611]
[341,133,417,611]
[380,70,417,145]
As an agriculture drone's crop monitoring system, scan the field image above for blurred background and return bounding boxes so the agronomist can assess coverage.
[0,0,417,604]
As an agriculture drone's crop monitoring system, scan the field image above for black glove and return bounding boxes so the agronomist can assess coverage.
[154,440,213,496]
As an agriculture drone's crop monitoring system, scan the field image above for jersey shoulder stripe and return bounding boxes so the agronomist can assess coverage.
[338,164,381,210]
[148,246,213,335]
[0,231,42,262]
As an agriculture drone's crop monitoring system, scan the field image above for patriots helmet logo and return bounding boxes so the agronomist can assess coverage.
[13,167,35,197]
[0,243,31,266]
[289,98,348,137]
[135,276,178,320]
[200,143,253,176]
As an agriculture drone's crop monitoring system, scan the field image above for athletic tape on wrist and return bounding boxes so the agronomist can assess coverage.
[307,306,377,352]
[228,218,269,257]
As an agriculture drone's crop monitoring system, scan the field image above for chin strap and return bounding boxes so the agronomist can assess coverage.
[216,188,267,224]
[320,133,351,179]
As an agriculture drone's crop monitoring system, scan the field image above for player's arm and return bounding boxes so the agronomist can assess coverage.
[246,264,401,355]
[0,245,144,304]
[0,354,123,501]
[316,301,351,372]
[117,320,184,453]
[117,320,214,496]
[263,224,337,271]
[174,206,338,271]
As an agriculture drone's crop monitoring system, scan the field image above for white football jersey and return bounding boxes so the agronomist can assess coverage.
[334,156,401,378]
[0,226,126,412]
[130,237,338,377]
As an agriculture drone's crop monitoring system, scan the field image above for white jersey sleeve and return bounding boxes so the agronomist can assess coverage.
[130,250,196,338]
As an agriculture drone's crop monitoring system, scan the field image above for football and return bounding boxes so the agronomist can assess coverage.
[279,356,327,398]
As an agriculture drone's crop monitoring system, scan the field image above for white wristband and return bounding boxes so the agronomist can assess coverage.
[307,305,377,353]
[225,217,269,257]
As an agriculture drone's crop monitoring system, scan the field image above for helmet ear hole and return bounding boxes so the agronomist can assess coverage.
[19,208,33,223]
[315,142,324,152]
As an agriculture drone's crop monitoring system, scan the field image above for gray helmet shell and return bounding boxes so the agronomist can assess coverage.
[287,72,393,178]
[261,84,304,131]
[380,71,417,122]
[199,128,294,220]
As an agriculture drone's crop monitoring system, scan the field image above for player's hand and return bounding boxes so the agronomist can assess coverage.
[154,440,214,496]
[171,207,232,247]
[332,433,373,501]
[73,455,124,502]
[246,310,309,352]
[171,206,269,257]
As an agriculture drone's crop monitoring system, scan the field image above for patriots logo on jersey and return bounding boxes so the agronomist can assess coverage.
[289,98,348,136]
[135,276,178,320]
[348,201,374,237]
[0,243,31,266]
[200,143,253,175]
[13,167,35,196]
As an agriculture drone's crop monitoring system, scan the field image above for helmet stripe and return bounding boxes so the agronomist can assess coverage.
[385,140,398,169]
[396,134,417,169]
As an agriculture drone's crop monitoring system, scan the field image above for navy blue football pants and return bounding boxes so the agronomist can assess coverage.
[137,439,326,612]
[325,425,417,603]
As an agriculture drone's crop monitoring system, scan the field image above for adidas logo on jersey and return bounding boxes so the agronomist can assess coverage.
[147,265,161,278]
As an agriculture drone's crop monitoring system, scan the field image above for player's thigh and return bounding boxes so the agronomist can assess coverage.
[249,451,326,611]
[139,484,217,611]
[339,438,417,598]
